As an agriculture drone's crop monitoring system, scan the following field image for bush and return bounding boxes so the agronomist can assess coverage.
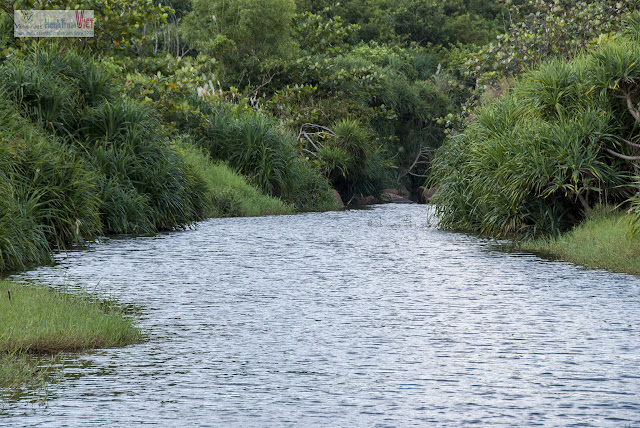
[1,47,210,236]
[186,98,336,211]
[79,100,209,232]
[311,118,390,202]
[0,93,101,271]
[430,35,640,238]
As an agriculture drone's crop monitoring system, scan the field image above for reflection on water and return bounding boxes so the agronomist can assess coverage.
[2,204,640,427]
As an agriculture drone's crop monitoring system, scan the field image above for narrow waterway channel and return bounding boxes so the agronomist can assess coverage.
[3,204,640,426]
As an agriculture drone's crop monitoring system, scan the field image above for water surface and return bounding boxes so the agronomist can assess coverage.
[3,204,640,426]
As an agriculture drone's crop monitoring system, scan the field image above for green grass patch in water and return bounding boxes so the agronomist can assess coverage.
[0,280,143,389]
[0,351,62,392]
[518,206,640,275]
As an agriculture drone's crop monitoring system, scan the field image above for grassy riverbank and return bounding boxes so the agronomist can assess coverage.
[518,208,640,275]
[0,48,311,274]
[0,280,142,388]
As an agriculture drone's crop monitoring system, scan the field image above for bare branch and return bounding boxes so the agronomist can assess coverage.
[619,136,640,149]
[251,70,281,99]
[605,147,640,161]
[401,145,434,177]
[624,89,640,123]
[299,123,337,137]
[299,131,322,152]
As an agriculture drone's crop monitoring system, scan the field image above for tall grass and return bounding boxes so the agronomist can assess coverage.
[187,98,337,211]
[0,351,62,390]
[80,101,209,232]
[0,45,335,273]
[519,206,640,274]
[174,140,294,217]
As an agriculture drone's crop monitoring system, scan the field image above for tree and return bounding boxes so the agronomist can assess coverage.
[181,0,296,86]
[5,0,172,53]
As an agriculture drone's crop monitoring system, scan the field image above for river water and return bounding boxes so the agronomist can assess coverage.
[2,204,640,427]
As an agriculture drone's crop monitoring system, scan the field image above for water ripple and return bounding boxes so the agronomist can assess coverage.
[3,205,640,427]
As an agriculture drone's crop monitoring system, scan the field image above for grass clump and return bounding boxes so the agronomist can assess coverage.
[0,280,143,353]
[0,280,142,389]
[518,206,640,274]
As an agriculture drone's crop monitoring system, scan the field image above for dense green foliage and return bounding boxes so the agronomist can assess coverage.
[295,0,504,46]
[181,0,296,83]
[431,20,640,237]
[0,88,100,270]
[184,99,337,210]
[0,47,292,273]
[444,0,638,128]
[116,1,476,200]
[4,0,173,52]
[5,0,640,272]
[174,140,295,217]
[0,48,206,239]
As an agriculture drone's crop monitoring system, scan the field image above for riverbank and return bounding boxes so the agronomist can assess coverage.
[0,48,335,275]
[517,208,640,275]
[0,280,142,388]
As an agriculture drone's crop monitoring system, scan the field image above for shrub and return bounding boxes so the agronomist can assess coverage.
[310,118,390,202]
[0,93,101,271]
[430,39,640,237]
[0,45,212,274]
[186,98,336,211]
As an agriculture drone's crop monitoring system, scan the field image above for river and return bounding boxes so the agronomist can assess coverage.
[2,204,639,426]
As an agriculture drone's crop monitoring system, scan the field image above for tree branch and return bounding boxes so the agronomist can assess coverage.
[401,145,434,177]
[251,70,280,98]
[605,147,640,161]
[619,136,640,149]
[624,89,640,123]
